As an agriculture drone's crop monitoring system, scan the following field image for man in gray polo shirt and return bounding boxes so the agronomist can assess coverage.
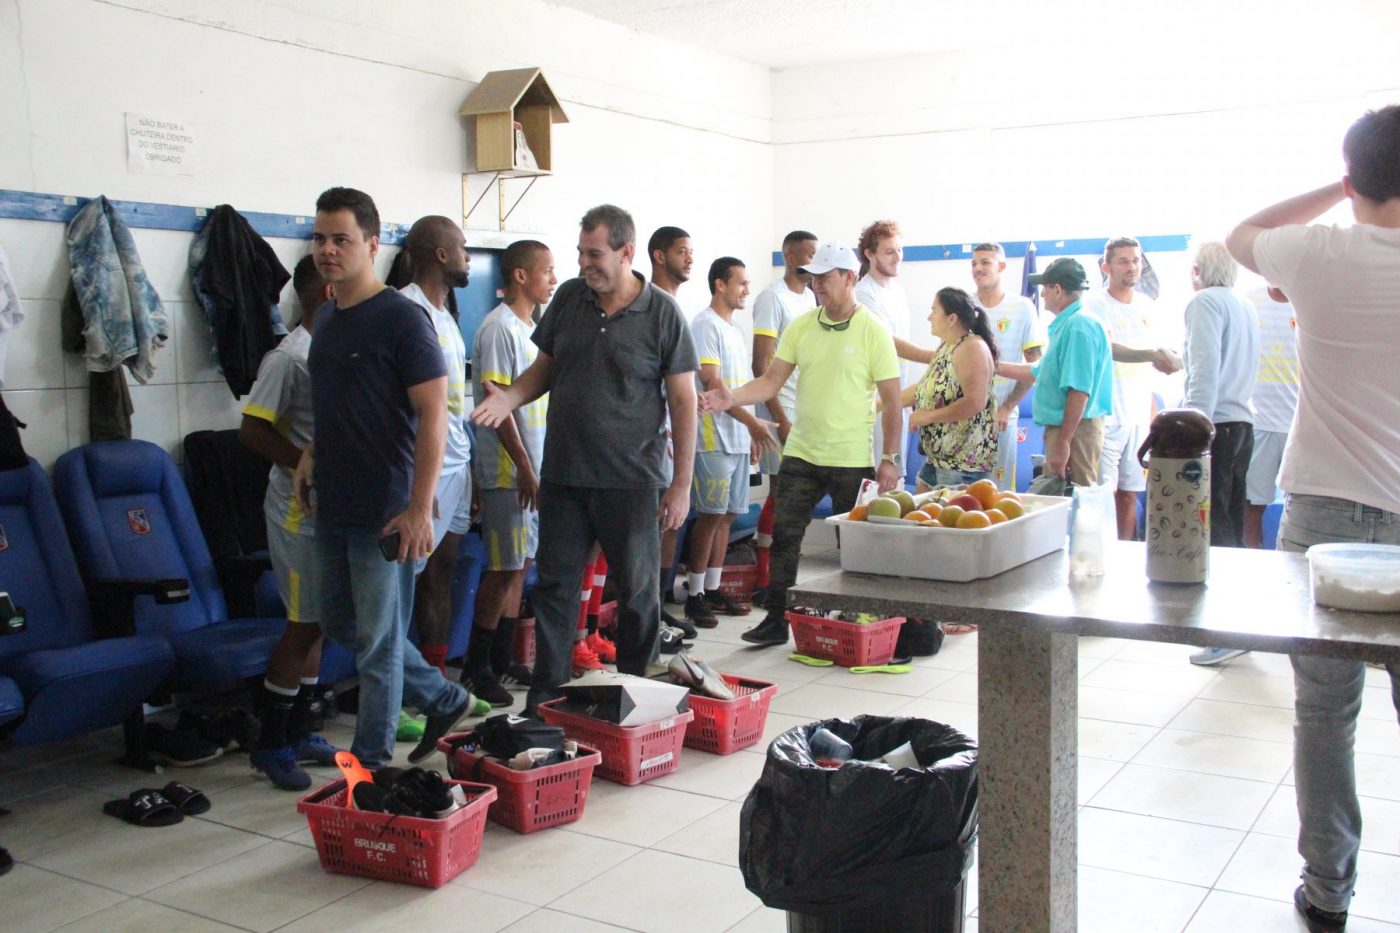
[472,204,699,713]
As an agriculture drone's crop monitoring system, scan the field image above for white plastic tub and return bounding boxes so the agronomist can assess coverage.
[1308,543,1400,613]
[826,494,1071,582]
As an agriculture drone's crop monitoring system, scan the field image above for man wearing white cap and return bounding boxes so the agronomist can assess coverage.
[701,242,903,647]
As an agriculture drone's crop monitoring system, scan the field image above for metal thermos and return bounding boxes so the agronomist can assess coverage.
[1137,408,1215,584]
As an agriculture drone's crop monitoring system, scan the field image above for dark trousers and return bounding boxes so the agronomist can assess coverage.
[764,457,874,613]
[1210,421,1253,548]
[527,481,661,710]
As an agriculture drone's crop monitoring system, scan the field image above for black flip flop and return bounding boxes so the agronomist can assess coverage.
[0,845,12,876]
[102,789,183,827]
[161,781,210,816]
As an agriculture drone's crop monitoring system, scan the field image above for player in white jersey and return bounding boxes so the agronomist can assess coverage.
[970,242,1043,490]
[686,258,775,629]
[1083,236,1181,538]
[241,255,341,790]
[464,240,556,706]
[1244,285,1299,548]
[855,219,933,467]
[399,217,474,683]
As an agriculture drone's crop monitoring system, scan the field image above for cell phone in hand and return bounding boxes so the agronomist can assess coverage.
[378,531,402,562]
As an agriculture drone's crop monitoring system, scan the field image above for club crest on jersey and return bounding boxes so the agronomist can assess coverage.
[127,509,151,536]
[997,317,1010,334]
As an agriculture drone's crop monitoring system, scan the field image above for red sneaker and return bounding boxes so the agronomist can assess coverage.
[571,639,605,674]
[585,631,617,663]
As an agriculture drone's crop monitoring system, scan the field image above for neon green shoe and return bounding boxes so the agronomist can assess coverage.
[396,709,426,742]
[470,696,492,717]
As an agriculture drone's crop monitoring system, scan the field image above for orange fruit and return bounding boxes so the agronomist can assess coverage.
[915,516,939,525]
[938,505,965,527]
[996,491,1023,503]
[985,508,1008,524]
[918,503,943,520]
[994,497,1025,519]
[968,479,1001,510]
[848,503,869,522]
[956,510,993,529]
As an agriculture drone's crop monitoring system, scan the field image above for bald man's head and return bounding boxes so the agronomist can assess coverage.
[405,215,469,289]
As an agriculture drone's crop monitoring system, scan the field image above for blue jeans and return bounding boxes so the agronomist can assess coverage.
[315,519,466,768]
[1279,494,1400,913]
[917,463,990,490]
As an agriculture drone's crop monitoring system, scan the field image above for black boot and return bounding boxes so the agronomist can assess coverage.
[465,626,514,707]
[741,610,789,647]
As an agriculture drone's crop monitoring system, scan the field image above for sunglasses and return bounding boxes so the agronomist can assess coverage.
[816,308,853,332]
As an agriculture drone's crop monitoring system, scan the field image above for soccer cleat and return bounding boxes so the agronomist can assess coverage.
[663,608,697,639]
[251,746,312,791]
[658,624,687,654]
[572,639,605,674]
[293,733,340,767]
[684,594,719,629]
[703,589,746,617]
[585,630,617,663]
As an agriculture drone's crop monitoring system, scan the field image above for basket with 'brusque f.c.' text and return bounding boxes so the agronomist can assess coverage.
[296,778,495,888]
[787,612,905,667]
[441,736,602,834]
[537,699,694,785]
[684,675,778,755]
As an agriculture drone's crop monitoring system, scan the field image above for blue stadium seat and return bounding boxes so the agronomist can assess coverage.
[53,441,284,690]
[1261,501,1283,550]
[0,675,22,727]
[444,530,488,661]
[0,459,174,748]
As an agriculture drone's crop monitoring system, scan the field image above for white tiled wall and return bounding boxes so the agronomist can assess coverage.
[0,216,324,470]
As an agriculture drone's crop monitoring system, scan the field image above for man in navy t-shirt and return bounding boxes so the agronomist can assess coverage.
[293,187,474,768]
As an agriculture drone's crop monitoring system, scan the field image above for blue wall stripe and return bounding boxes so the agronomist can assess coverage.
[771,234,1191,266]
[0,188,412,244]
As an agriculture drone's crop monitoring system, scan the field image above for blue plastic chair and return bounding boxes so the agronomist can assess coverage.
[0,459,174,749]
[53,441,284,690]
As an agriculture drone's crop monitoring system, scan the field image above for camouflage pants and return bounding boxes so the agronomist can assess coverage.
[764,456,874,613]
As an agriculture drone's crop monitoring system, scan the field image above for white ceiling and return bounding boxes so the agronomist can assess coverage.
[545,0,1062,70]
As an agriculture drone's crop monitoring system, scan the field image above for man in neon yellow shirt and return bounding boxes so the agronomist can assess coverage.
[701,242,902,647]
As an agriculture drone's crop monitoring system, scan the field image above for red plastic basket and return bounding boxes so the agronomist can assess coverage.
[296,778,496,888]
[684,675,779,755]
[537,699,695,785]
[717,564,759,609]
[513,616,536,665]
[787,611,905,667]
[440,737,602,834]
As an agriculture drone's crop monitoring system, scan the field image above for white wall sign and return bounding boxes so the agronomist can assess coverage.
[125,113,197,177]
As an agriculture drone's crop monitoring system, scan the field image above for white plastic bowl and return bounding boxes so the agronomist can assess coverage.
[1308,543,1400,613]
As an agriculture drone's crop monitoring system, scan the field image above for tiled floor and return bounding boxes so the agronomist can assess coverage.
[3,545,1400,931]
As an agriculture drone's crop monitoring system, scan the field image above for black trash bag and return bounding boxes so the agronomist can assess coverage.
[739,715,978,914]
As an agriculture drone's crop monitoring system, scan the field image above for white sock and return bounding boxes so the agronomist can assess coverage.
[688,571,706,597]
[705,567,723,592]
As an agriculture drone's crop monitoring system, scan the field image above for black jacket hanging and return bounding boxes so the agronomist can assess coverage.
[189,205,290,398]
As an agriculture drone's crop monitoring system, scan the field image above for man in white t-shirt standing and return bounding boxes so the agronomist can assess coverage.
[1227,104,1400,932]
[1242,285,1299,549]
[398,217,474,683]
[1084,236,1182,539]
[855,220,933,468]
[465,239,556,707]
[971,242,1043,490]
[751,230,816,593]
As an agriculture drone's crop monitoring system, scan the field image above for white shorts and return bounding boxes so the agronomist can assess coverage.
[267,521,319,623]
[1099,421,1148,492]
[480,488,539,571]
[415,464,472,574]
[692,450,748,515]
[1246,429,1288,505]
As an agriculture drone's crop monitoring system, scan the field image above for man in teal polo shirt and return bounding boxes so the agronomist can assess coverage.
[997,257,1113,485]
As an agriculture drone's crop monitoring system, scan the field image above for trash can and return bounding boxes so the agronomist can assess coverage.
[739,716,978,933]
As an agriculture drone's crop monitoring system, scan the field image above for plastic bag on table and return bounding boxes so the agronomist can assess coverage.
[739,715,978,914]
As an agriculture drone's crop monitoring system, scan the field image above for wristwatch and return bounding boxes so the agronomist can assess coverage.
[880,451,902,467]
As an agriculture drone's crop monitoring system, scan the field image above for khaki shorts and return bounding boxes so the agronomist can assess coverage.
[1044,418,1105,487]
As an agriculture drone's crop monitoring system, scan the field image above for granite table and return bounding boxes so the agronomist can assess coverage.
[791,540,1400,933]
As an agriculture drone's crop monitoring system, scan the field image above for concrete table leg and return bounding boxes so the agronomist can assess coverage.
[977,621,1078,933]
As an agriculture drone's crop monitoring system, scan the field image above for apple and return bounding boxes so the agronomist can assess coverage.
[947,494,982,512]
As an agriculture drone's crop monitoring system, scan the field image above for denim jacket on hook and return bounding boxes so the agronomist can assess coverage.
[65,195,169,383]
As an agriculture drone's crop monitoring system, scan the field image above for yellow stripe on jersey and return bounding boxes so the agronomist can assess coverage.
[243,403,277,422]
[698,356,722,367]
[481,371,514,386]
[283,496,305,534]
[753,328,778,338]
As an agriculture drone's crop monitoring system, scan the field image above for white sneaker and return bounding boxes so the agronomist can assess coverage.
[1190,646,1247,666]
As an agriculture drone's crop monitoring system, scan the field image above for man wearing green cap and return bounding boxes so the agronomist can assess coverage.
[996,257,1113,484]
